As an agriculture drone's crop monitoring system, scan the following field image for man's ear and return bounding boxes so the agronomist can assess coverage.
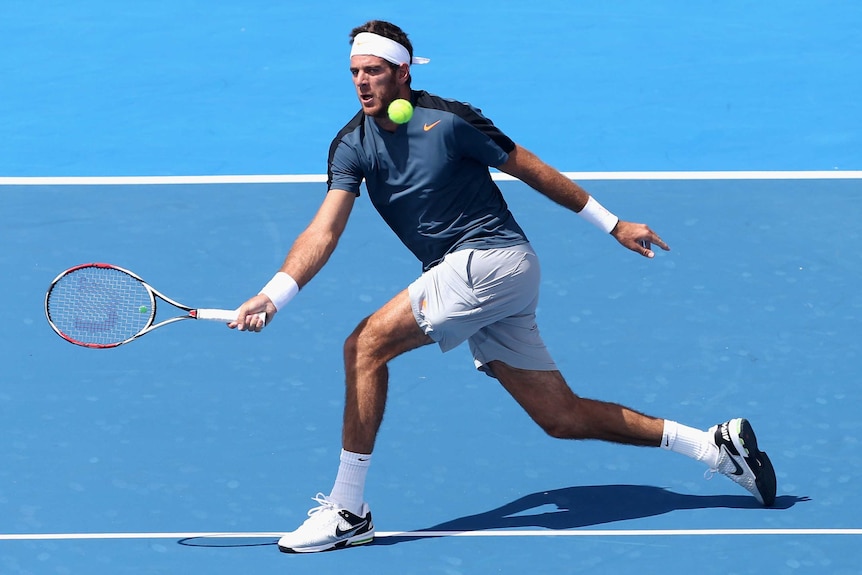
[397,63,411,84]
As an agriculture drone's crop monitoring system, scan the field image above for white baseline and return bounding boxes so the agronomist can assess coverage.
[1,528,861,541]
[0,171,861,186]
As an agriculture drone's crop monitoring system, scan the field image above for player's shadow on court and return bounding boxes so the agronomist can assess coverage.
[176,484,808,549]
[372,484,808,546]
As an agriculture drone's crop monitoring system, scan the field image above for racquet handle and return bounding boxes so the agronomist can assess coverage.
[196,308,266,324]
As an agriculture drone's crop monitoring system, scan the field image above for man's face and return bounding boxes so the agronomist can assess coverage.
[350,55,405,118]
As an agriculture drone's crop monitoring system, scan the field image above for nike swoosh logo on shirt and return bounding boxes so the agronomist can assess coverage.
[423,120,441,131]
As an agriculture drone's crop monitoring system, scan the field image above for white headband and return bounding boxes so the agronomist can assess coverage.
[350,32,430,65]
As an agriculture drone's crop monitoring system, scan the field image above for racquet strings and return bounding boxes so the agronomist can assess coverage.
[47,266,153,346]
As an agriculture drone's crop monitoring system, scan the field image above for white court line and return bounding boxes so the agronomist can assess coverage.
[497,170,862,181]
[0,171,861,186]
[1,529,861,541]
[0,174,328,186]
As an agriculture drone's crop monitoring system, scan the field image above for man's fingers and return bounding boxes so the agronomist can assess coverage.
[652,234,670,251]
[639,230,670,256]
[229,307,259,331]
[228,295,275,332]
[637,239,654,258]
[228,309,247,331]
[239,310,263,332]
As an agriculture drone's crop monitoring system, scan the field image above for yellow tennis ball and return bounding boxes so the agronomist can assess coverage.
[388,99,413,124]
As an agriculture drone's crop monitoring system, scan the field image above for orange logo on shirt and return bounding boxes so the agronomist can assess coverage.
[423,120,441,132]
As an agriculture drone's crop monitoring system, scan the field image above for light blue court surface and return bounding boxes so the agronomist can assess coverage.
[2,1,862,574]
[2,178,861,574]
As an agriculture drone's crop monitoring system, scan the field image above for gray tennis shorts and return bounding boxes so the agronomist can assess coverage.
[407,243,558,376]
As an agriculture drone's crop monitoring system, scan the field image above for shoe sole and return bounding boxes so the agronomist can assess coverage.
[731,418,777,507]
[278,531,375,554]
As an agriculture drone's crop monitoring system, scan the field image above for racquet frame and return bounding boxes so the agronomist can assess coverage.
[45,263,256,349]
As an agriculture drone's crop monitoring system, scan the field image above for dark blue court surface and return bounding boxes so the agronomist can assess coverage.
[2,1,861,574]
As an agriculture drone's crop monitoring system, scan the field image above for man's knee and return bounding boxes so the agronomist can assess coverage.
[344,318,381,365]
[344,315,411,368]
[532,398,590,440]
[491,362,588,439]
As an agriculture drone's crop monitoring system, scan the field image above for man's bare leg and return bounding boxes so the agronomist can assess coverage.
[342,289,433,453]
[488,360,663,446]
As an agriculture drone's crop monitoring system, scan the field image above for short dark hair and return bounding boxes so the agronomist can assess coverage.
[349,20,414,62]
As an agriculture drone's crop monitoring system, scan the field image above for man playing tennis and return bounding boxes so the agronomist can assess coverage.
[230,20,776,553]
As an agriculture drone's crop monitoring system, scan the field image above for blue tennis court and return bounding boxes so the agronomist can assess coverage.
[2,2,861,574]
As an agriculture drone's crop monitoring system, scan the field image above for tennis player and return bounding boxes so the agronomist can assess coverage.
[230,20,776,553]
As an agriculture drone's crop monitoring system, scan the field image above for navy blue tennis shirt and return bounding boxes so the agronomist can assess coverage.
[327,90,529,271]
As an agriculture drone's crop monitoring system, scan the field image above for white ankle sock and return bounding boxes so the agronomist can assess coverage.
[661,420,719,468]
[328,449,371,515]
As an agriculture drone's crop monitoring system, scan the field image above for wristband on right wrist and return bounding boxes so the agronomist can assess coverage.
[259,272,299,311]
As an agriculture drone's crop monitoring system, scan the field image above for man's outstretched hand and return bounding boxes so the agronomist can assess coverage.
[612,221,670,258]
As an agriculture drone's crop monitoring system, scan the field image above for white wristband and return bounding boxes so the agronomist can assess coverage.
[578,196,619,234]
[259,272,299,312]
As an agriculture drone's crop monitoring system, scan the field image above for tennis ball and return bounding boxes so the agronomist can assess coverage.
[388,99,413,124]
[139,305,148,314]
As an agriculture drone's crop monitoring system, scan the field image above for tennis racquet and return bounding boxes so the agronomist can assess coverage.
[44,263,262,349]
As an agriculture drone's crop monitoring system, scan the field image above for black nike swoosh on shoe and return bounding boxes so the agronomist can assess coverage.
[721,445,745,476]
[334,519,369,538]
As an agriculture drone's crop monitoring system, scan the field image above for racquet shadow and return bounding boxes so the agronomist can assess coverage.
[177,485,808,548]
[371,484,809,546]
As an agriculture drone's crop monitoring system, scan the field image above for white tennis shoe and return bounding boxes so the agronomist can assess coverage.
[707,418,777,506]
[277,493,374,553]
